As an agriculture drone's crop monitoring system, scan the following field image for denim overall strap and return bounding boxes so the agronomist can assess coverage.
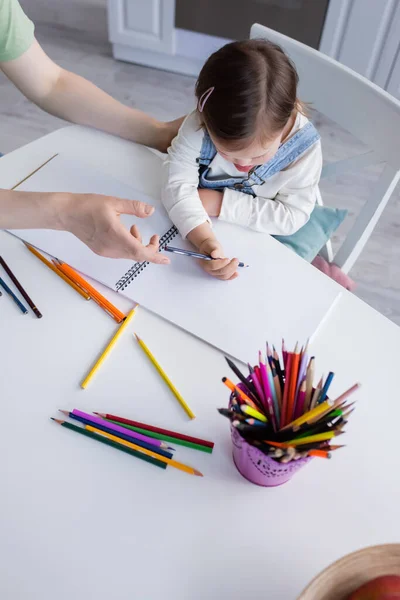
[198,121,320,196]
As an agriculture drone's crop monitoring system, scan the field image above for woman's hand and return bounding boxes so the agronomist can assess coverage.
[59,192,170,264]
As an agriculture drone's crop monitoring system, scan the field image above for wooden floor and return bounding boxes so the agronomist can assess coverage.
[1,21,399,325]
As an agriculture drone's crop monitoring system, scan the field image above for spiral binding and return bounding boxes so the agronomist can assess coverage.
[115,225,178,291]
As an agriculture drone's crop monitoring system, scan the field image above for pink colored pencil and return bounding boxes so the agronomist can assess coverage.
[253,366,266,408]
[259,352,274,421]
[265,397,278,432]
[282,338,288,371]
[293,379,307,419]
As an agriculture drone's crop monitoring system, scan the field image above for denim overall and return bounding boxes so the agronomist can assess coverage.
[197,121,320,196]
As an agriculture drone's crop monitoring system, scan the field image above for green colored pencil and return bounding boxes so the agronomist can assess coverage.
[105,418,213,454]
[51,418,167,469]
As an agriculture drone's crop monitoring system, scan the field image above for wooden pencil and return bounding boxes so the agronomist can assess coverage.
[105,419,213,453]
[11,154,58,190]
[136,334,195,419]
[280,351,293,428]
[0,256,42,318]
[222,377,258,410]
[25,243,91,300]
[286,343,300,423]
[86,425,203,476]
[0,276,28,314]
[54,260,125,323]
[80,307,136,389]
[51,418,166,469]
[304,357,315,411]
[95,412,214,449]
[225,356,258,400]
[310,377,324,410]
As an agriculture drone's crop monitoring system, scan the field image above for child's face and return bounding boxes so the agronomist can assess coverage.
[210,131,283,173]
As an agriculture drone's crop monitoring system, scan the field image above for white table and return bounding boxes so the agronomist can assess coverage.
[1,127,399,600]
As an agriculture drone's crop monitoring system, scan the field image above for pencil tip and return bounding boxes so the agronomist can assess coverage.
[222,377,227,382]
[51,417,63,424]
[134,333,140,341]
[167,446,175,451]
[194,469,204,477]
[58,409,69,416]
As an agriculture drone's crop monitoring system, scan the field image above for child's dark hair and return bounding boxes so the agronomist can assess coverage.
[196,39,302,149]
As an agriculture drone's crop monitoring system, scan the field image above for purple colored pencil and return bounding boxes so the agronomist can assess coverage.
[71,409,169,449]
[252,367,266,408]
[259,352,274,420]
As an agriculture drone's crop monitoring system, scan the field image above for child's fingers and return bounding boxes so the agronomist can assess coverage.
[208,258,239,280]
[203,257,230,272]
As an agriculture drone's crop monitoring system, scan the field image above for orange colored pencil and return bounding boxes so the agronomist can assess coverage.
[286,344,300,424]
[25,243,91,300]
[54,260,125,323]
[308,449,331,459]
[222,377,259,410]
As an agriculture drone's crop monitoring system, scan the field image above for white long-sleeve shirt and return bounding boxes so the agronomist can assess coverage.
[162,110,322,239]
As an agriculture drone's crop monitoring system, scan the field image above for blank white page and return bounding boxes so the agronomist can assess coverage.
[11,155,341,362]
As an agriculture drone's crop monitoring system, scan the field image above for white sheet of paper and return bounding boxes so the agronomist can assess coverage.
[11,155,341,362]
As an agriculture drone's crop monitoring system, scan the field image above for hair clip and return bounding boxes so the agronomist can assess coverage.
[198,87,215,113]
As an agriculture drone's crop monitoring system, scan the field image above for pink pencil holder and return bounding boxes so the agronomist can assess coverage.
[230,425,312,487]
[229,386,311,487]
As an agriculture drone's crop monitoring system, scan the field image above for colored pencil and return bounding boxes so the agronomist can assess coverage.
[134,334,195,419]
[86,425,203,476]
[25,243,91,300]
[0,256,42,318]
[285,431,338,446]
[252,366,266,406]
[271,364,282,409]
[51,418,166,469]
[80,307,136,389]
[11,154,58,190]
[304,357,315,411]
[294,379,307,419]
[225,356,258,400]
[286,343,300,424]
[222,377,258,410]
[0,276,27,314]
[240,404,268,423]
[281,397,336,431]
[54,260,125,323]
[163,245,248,268]
[282,339,288,370]
[280,351,293,428]
[307,449,331,459]
[295,343,309,401]
[259,353,272,410]
[272,345,284,390]
[59,410,174,457]
[317,371,335,404]
[67,409,171,449]
[94,412,214,449]
[267,360,280,421]
[310,377,323,410]
[104,419,213,453]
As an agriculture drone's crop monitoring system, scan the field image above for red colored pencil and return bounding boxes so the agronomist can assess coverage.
[280,351,293,428]
[253,366,266,407]
[95,413,214,449]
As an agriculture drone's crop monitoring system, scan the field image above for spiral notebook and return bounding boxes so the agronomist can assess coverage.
[10,155,342,362]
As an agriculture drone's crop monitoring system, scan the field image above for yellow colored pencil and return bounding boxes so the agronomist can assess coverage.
[285,431,337,446]
[86,425,203,476]
[240,404,268,423]
[81,307,136,389]
[134,333,196,420]
[25,243,91,300]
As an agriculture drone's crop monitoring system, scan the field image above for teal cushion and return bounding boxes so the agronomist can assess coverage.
[273,206,347,262]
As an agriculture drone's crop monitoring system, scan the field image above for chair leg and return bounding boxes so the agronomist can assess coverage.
[333,165,400,274]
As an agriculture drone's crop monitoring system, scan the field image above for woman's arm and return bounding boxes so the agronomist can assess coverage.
[0,40,182,153]
[0,188,169,263]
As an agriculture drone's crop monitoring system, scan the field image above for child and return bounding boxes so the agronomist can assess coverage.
[162,39,322,281]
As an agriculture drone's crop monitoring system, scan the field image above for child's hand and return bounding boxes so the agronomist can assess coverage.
[198,237,239,281]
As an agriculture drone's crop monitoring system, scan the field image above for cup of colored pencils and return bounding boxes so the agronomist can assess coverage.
[218,341,360,487]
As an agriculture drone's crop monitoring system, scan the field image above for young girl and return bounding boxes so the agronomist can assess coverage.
[162,39,322,281]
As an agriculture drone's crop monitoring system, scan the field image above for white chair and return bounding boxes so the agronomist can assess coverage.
[251,23,400,273]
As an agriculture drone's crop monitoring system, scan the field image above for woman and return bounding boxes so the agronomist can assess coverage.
[0,0,182,264]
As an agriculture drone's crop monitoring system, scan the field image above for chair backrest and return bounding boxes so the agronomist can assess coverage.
[250,23,400,273]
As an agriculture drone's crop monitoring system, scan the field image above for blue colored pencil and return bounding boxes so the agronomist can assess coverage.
[164,245,248,268]
[0,277,28,314]
[318,371,335,404]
